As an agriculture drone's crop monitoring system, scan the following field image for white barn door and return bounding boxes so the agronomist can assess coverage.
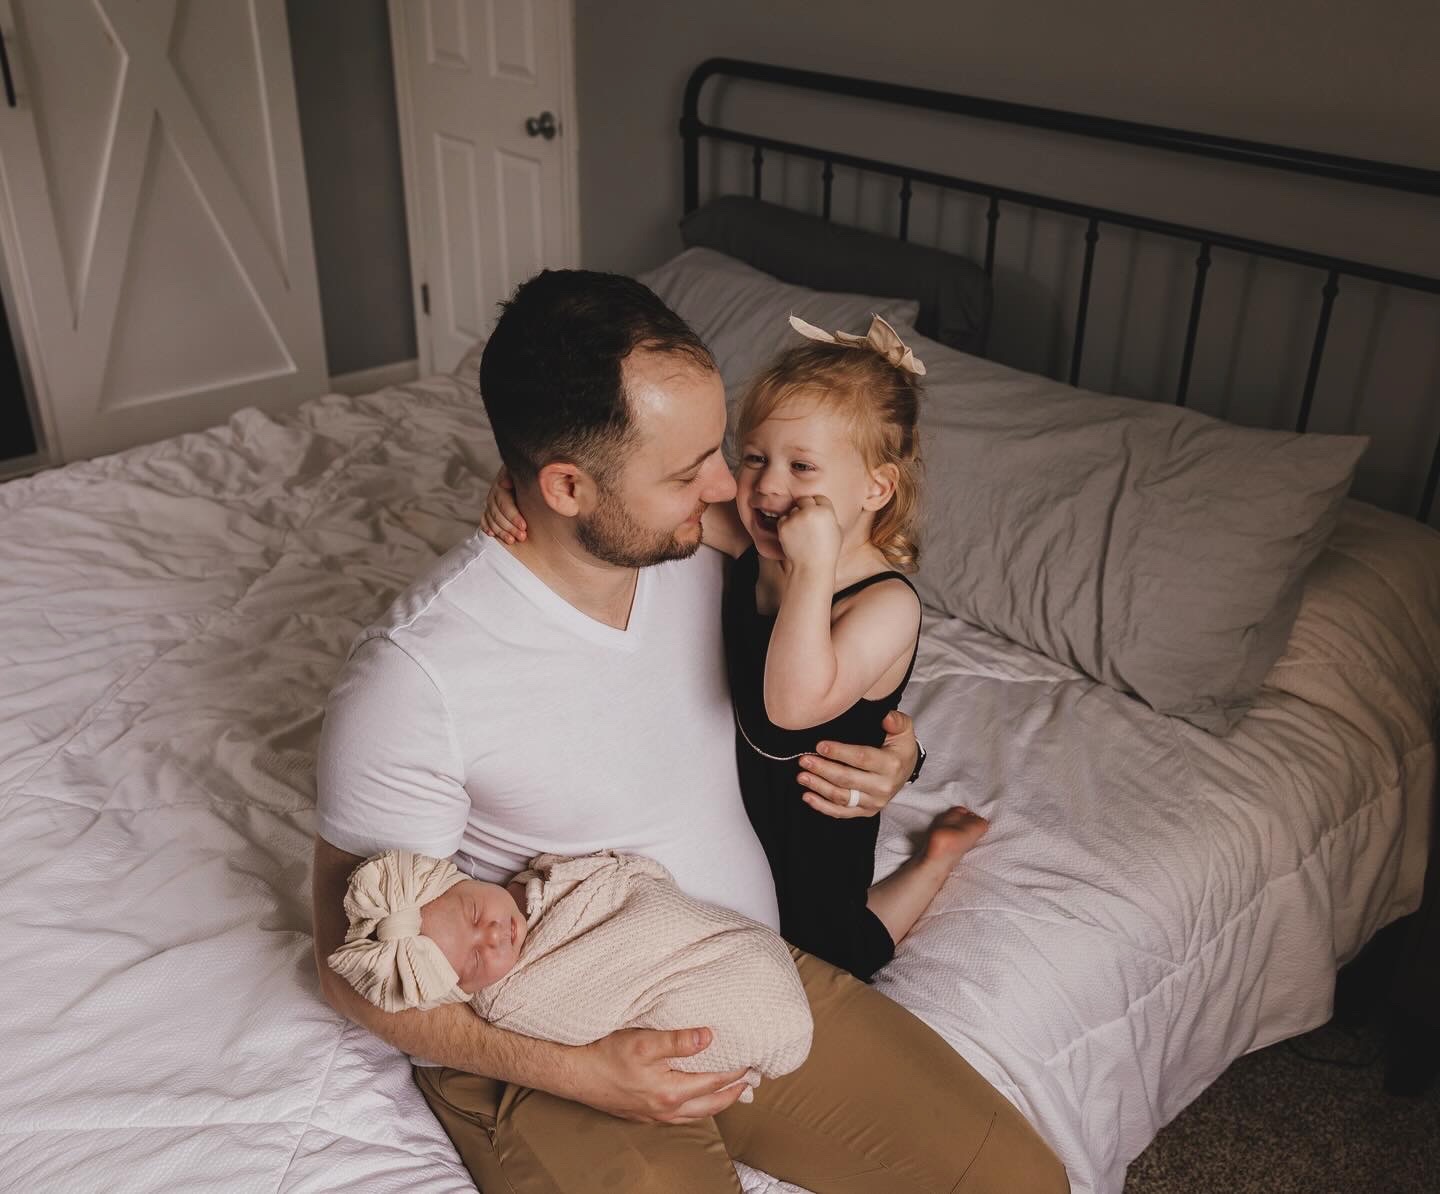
[391,0,578,376]
[0,0,326,462]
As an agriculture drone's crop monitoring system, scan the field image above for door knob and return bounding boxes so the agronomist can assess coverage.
[524,110,557,140]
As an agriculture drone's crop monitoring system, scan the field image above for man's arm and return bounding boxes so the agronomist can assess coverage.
[312,836,749,1123]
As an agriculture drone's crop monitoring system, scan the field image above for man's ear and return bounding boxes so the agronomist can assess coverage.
[534,460,597,518]
[862,462,899,512]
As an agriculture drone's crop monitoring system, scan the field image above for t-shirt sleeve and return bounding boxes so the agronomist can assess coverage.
[315,634,469,860]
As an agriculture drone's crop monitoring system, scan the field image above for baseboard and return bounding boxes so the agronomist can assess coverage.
[0,451,51,483]
[326,358,420,396]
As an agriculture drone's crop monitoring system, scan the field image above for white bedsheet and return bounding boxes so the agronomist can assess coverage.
[1,372,1435,1194]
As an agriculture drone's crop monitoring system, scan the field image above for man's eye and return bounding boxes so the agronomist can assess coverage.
[677,472,699,485]
[791,462,815,472]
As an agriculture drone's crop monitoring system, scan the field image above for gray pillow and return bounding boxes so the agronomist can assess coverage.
[680,196,991,355]
[908,333,1367,734]
[638,248,920,409]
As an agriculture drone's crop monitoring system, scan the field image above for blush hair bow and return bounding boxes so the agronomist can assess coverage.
[327,848,471,1014]
[788,313,927,376]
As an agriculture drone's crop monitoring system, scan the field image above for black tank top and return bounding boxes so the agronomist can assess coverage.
[722,547,920,758]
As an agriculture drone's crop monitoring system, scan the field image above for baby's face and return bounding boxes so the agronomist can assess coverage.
[420,878,529,993]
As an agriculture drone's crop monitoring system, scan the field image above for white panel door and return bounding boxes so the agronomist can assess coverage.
[392,0,577,375]
[0,0,326,462]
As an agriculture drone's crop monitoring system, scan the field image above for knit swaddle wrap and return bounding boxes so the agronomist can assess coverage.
[327,849,470,1012]
[473,852,813,1085]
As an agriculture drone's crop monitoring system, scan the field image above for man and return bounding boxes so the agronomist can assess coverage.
[312,270,1068,1193]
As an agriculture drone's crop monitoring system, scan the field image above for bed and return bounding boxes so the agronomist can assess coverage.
[2,60,1439,1194]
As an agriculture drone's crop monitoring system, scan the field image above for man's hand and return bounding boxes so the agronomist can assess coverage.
[797,708,918,819]
[575,1027,751,1124]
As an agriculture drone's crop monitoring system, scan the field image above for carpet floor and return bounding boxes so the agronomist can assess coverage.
[1124,1013,1439,1193]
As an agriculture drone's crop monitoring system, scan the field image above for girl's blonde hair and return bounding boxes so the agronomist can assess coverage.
[736,340,923,572]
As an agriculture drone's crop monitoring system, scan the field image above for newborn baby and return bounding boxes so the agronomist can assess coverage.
[328,849,813,1095]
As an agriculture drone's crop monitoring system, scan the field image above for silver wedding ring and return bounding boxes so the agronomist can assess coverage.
[847,788,862,809]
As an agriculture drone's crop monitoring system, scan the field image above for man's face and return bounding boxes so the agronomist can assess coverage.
[576,348,735,568]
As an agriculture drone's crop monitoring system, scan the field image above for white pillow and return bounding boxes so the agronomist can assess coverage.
[638,248,921,411]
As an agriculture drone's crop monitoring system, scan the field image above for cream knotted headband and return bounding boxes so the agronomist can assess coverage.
[788,313,927,377]
[327,849,471,1013]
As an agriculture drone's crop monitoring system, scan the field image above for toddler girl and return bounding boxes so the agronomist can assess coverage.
[482,315,987,981]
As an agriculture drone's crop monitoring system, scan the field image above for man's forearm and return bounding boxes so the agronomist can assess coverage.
[315,950,580,1090]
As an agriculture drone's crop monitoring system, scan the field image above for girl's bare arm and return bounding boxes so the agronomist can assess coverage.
[765,576,919,730]
[700,500,751,557]
[763,495,919,729]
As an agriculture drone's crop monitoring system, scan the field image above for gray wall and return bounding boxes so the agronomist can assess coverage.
[575,0,1440,520]
[288,0,415,377]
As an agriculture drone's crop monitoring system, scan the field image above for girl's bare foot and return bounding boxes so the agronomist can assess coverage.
[867,805,990,946]
[922,806,989,867]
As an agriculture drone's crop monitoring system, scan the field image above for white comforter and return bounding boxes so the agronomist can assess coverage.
[1,370,1435,1194]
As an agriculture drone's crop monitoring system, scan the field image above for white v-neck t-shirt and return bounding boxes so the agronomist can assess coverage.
[316,533,780,931]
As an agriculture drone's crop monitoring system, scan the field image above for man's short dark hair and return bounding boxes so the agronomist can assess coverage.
[478,269,716,484]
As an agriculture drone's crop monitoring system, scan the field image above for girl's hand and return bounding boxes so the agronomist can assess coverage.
[776,495,842,569]
[480,467,526,544]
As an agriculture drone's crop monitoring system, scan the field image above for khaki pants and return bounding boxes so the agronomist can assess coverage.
[414,948,1069,1194]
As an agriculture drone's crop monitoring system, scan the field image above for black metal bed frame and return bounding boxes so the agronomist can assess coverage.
[680,58,1440,523]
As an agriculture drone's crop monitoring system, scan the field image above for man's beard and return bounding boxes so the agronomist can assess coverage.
[576,487,704,569]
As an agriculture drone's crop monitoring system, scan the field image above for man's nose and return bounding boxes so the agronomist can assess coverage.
[700,453,737,503]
